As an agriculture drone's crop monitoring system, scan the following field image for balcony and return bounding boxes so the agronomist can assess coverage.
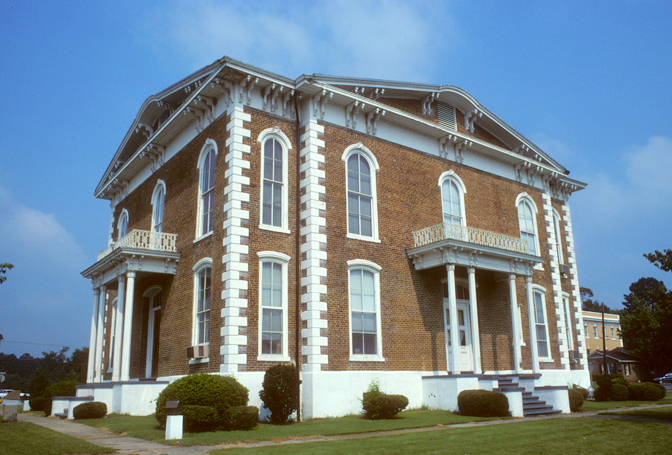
[98,230,178,261]
[408,222,542,275]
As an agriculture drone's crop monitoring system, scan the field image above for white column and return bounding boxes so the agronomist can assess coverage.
[526,276,540,373]
[94,285,107,382]
[112,275,126,381]
[120,271,136,381]
[87,287,100,383]
[508,274,521,373]
[447,264,460,374]
[468,267,481,373]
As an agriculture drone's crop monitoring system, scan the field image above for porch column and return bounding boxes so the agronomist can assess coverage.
[86,287,100,383]
[447,264,461,374]
[94,285,107,382]
[526,276,540,373]
[468,267,482,373]
[120,271,136,381]
[508,274,521,373]
[112,275,126,381]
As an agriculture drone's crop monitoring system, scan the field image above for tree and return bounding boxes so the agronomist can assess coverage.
[644,249,672,272]
[580,286,617,313]
[0,263,13,284]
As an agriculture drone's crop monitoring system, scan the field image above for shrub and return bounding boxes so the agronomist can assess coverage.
[155,374,249,430]
[362,390,409,419]
[181,405,219,432]
[458,390,509,417]
[568,389,584,412]
[43,380,81,416]
[651,383,667,400]
[259,364,300,424]
[611,384,629,401]
[571,385,589,400]
[222,405,259,431]
[73,402,107,419]
[628,383,664,401]
[612,377,629,387]
[594,376,613,402]
[29,396,48,411]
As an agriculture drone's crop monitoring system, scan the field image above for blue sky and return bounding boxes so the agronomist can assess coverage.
[1,0,671,357]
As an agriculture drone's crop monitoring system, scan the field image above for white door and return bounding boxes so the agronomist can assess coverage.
[444,299,473,372]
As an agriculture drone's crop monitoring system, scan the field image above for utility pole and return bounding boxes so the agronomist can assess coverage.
[602,304,607,374]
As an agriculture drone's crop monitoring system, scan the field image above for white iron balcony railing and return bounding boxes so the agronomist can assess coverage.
[98,229,178,261]
[412,222,529,254]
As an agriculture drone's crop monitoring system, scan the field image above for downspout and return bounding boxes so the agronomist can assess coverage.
[294,92,302,422]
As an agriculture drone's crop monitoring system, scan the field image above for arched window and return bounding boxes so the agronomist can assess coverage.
[562,292,574,351]
[553,209,564,264]
[439,171,467,225]
[343,144,379,241]
[516,194,539,255]
[193,258,213,346]
[117,209,129,240]
[257,251,291,361]
[197,140,217,238]
[533,286,550,359]
[152,180,166,233]
[258,128,291,232]
[348,259,383,360]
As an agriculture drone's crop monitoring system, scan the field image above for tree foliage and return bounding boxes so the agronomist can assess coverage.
[580,287,618,313]
[620,251,672,377]
[0,263,13,284]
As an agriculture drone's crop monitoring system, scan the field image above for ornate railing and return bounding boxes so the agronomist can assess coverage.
[98,230,178,261]
[412,222,529,254]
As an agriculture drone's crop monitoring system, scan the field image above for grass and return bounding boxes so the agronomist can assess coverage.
[212,417,672,455]
[581,395,672,412]
[601,405,672,421]
[81,409,500,446]
[0,421,114,455]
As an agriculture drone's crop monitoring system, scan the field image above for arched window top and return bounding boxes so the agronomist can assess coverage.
[343,144,380,241]
[152,180,166,233]
[516,193,540,255]
[341,143,380,171]
[347,259,382,272]
[197,139,218,169]
[117,209,129,240]
[258,127,293,149]
[439,171,467,226]
[257,251,291,263]
[143,285,162,299]
[515,192,538,214]
[438,170,467,194]
[193,257,213,272]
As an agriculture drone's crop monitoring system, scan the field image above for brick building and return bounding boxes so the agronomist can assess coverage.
[80,56,590,418]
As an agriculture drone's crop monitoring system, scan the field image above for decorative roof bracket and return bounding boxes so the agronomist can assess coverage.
[345,100,365,128]
[455,139,472,164]
[422,92,439,116]
[193,95,216,123]
[312,89,332,119]
[282,89,296,119]
[135,123,154,140]
[140,144,166,173]
[366,108,386,135]
[239,75,259,105]
[465,109,482,133]
[209,77,234,106]
[183,106,205,132]
[439,134,457,159]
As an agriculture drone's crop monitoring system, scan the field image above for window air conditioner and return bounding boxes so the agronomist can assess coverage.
[560,264,570,275]
[187,345,209,359]
[569,350,581,362]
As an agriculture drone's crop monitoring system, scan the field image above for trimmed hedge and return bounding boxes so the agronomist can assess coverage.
[611,383,629,401]
[568,389,584,412]
[594,376,613,402]
[29,396,48,411]
[259,364,300,424]
[223,406,259,431]
[457,390,509,417]
[627,383,664,401]
[362,391,409,419]
[181,405,219,432]
[571,385,589,400]
[652,383,667,399]
[155,374,249,431]
[73,402,107,419]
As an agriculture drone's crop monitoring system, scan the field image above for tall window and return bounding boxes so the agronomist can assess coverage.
[197,140,217,237]
[107,298,118,372]
[262,138,284,228]
[348,260,382,360]
[258,252,290,360]
[553,210,564,264]
[117,209,129,240]
[517,195,539,255]
[584,324,589,338]
[562,293,574,350]
[533,289,550,358]
[193,259,212,346]
[152,181,166,233]
[343,145,379,241]
[441,174,466,225]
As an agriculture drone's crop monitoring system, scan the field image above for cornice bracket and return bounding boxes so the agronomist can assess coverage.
[135,123,154,140]
[312,89,332,119]
[439,134,457,159]
[366,108,386,135]
[345,100,365,128]
[465,109,482,133]
[422,92,440,116]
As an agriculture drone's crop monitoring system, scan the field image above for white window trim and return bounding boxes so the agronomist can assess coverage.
[562,292,574,350]
[151,180,166,233]
[552,209,564,265]
[195,139,218,240]
[107,298,118,373]
[531,285,552,362]
[257,251,291,362]
[258,128,291,234]
[117,209,129,241]
[143,285,162,377]
[347,259,384,362]
[342,143,381,243]
[516,193,543,270]
[192,258,213,356]
[438,170,467,226]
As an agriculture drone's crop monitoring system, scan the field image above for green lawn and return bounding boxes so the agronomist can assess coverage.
[601,406,672,421]
[581,395,672,412]
[213,417,672,455]
[82,409,499,446]
[0,421,114,455]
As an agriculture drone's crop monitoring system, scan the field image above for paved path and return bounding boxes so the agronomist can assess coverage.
[17,404,672,454]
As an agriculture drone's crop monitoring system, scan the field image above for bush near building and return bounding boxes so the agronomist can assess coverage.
[568,389,584,411]
[73,402,107,419]
[259,364,300,424]
[457,390,510,417]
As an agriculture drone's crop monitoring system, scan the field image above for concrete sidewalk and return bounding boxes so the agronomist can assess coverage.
[17,404,672,454]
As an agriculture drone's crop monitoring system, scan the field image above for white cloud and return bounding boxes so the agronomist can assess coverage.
[142,0,457,83]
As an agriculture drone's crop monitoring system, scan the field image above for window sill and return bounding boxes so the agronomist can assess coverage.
[346,233,381,243]
[259,225,291,234]
[349,355,385,362]
[538,357,553,363]
[193,231,214,244]
[257,355,291,362]
[188,357,210,365]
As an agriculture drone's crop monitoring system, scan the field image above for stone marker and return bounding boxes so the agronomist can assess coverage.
[2,391,21,422]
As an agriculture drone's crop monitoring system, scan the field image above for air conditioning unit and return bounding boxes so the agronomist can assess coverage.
[569,350,581,363]
[187,345,209,359]
[560,264,571,276]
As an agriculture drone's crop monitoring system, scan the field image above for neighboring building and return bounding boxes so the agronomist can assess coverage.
[80,56,589,418]
[582,311,622,354]
[588,347,648,381]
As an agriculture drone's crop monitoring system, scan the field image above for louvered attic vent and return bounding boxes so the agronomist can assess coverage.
[437,102,457,130]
